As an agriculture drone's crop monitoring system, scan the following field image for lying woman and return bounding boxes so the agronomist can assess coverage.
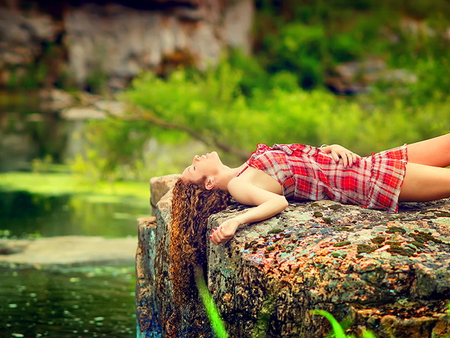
[167,133,450,330]
[171,133,450,247]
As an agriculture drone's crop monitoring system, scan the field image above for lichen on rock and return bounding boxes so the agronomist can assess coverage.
[136,175,450,338]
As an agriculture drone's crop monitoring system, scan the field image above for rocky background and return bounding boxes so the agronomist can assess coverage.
[136,175,450,338]
[0,0,253,90]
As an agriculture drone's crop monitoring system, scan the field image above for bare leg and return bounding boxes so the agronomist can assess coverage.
[399,163,450,201]
[407,133,450,167]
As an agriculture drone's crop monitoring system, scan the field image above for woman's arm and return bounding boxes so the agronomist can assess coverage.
[320,144,361,167]
[210,178,288,245]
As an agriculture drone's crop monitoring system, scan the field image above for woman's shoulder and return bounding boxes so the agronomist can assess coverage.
[229,166,283,195]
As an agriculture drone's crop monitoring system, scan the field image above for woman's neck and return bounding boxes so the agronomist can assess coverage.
[216,164,246,191]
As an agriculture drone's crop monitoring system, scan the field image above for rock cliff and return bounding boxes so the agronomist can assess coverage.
[136,175,450,338]
[0,0,253,89]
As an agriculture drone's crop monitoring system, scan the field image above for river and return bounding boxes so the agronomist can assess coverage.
[0,92,152,338]
[0,188,150,338]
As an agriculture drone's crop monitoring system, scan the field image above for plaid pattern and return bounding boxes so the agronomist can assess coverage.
[242,143,408,212]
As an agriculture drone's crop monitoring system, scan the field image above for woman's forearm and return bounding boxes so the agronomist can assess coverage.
[210,195,288,245]
[235,195,289,225]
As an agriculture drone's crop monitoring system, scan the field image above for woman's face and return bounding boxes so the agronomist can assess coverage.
[181,151,221,182]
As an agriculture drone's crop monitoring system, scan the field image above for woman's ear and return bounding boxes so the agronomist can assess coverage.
[205,177,215,190]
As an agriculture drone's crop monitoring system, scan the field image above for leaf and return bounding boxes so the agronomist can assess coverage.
[310,309,348,338]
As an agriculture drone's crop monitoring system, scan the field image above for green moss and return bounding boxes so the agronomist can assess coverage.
[371,236,385,244]
[328,204,343,211]
[357,244,377,254]
[323,217,333,224]
[333,241,351,247]
[268,228,283,234]
[313,211,323,217]
[385,240,417,256]
[411,241,426,249]
[412,231,444,244]
[336,227,353,232]
[387,246,415,257]
[386,226,407,234]
[331,251,348,259]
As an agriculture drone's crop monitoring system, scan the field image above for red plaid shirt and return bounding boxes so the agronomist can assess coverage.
[241,143,407,212]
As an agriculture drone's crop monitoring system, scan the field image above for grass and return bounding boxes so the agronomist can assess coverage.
[195,268,229,338]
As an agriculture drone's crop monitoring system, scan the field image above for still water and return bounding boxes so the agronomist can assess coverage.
[0,190,148,238]
[0,91,155,337]
[0,190,150,338]
[0,265,136,338]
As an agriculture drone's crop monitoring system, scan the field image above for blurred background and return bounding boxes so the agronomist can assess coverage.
[0,0,449,336]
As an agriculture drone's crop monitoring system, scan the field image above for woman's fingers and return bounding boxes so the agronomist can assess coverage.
[210,227,220,245]
[210,226,231,245]
[330,150,340,163]
[331,150,360,167]
[210,220,239,245]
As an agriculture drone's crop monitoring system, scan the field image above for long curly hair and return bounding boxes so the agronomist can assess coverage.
[169,176,231,306]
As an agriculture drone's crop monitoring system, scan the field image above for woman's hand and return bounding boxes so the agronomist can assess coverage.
[320,144,361,167]
[210,217,242,245]
[211,178,289,245]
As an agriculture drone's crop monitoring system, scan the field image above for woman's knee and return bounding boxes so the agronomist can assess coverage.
[399,163,450,201]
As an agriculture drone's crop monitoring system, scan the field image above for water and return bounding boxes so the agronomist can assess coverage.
[0,265,136,338]
[0,92,151,338]
[0,190,150,338]
[0,190,148,238]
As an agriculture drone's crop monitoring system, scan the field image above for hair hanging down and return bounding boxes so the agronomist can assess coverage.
[169,177,231,306]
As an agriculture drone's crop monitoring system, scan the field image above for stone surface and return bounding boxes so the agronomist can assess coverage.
[0,236,137,266]
[324,58,418,95]
[149,174,180,210]
[0,0,254,89]
[136,175,450,338]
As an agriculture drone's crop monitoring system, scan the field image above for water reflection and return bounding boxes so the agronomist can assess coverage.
[0,190,149,238]
[0,265,136,338]
[0,190,149,337]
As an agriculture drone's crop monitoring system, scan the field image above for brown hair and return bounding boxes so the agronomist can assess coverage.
[169,177,231,306]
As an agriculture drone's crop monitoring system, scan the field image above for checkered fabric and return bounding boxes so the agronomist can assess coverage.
[241,143,408,212]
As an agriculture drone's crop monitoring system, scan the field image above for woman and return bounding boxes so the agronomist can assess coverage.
[167,133,450,332]
[173,133,450,246]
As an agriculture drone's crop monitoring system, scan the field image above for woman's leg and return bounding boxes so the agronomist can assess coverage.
[399,162,450,201]
[407,133,450,167]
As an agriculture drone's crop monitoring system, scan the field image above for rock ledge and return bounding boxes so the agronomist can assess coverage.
[136,175,450,338]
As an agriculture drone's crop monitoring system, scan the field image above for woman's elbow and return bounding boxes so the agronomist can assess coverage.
[278,196,289,210]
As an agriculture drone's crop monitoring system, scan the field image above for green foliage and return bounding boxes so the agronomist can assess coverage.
[69,0,450,181]
[261,22,326,89]
[69,117,150,181]
[116,59,450,175]
[31,155,54,173]
[195,269,228,338]
[311,309,377,338]
[85,68,109,94]
[123,64,255,156]
[227,49,272,96]
[253,0,450,93]
[311,310,349,338]
[5,42,68,90]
